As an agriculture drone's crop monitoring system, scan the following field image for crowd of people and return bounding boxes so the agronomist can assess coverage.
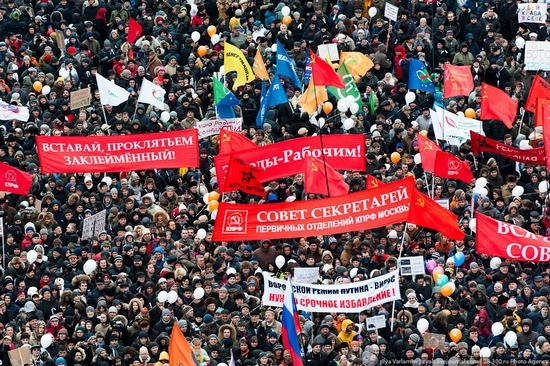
[0,0,549,365]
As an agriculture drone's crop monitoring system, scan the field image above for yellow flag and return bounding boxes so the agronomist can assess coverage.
[224,42,255,87]
[298,75,328,115]
[339,52,374,77]
[253,49,270,81]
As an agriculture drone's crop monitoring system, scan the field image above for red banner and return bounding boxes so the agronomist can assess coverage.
[0,163,32,195]
[443,65,474,99]
[477,214,550,262]
[433,151,473,184]
[525,75,550,113]
[214,135,365,189]
[470,131,545,165]
[36,130,199,173]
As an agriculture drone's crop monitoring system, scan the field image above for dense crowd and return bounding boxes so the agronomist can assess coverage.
[0,0,549,365]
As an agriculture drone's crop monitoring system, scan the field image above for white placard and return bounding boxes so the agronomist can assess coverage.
[197,118,242,139]
[366,315,386,330]
[432,106,484,146]
[294,267,319,284]
[93,210,106,237]
[518,3,547,24]
[525,41,550,71]
[399,256,426,276]
[384,3,399,22]
[81,215,95,240]
[435,199,450,209]
[317,44,339,63]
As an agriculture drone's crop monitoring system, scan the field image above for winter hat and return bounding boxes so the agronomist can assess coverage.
[56,358,66,366]
[162,309,171,316]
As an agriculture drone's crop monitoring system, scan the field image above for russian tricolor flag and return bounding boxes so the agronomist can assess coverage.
[282,280,303,366]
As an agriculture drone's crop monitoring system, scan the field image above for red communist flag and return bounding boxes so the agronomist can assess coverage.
[304,156,349,196]
[0,163,32,195]
[223,154,265,196]
[408,188,465,241]
[536,98,550,127]
[127,18,143,44]
[525,75,550,113]
[417,133,441,172]
[479,83,517,128]
[443,64,474,98]
[309,49,345,88]
[366,174,385,189]
[433,151,474,184]
[219,129,256,155]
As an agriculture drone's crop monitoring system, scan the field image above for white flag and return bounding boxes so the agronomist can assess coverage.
[137,78,166,110]
[433,105,484,146]
[0,101,29,122]
[96,74,130,107]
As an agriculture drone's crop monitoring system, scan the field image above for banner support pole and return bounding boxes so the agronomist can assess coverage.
[390,223,407,333]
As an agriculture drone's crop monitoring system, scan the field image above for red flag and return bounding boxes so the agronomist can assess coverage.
[479,83,517,128]
[219,129,256,155]
[304,156,349,196]
[433,151,473,184]
[443,64,474,98]
[408,188,465,241]
[127,18,142,44]
[366,174,385,189]
[0,163,32,195]
[169,321,198,366]
[309,49,345,88]
[417,133,441,172]
[128,48,134,61]
[525,75,550,113]
[535,98,550,127]
[223,155,265,196]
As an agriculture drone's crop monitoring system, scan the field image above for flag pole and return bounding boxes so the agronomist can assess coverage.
[102,105,110,130]
[390,223,407,333]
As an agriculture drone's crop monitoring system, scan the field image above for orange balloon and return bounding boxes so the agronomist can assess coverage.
[282,15,292,25]
[432,267,444,281]
[441,283,453,297]
[208,191,220,202]
[465,108,476,118]
[354,75,361,82]
[419,130,428,137]
[390,152,401,164]
[33,81,42,92]
[208,200,219,212]
[449,328,462,343]
[322,102,333,114]
[443,309,451,316]
[197,46,208,57]
[207,25,217,37]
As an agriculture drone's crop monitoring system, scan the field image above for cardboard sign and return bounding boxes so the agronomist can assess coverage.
[435,199,450,210]
[197,118,242,139]
[55,30,65,53]
[518,3,547,24]
[384,3,399,22]
[525,41,550,71]
[9,345,32,366]
[317,44,339,63]
[70,88,91,109]
[366,315,386,330]
[81,210,107,240]
[294,267,319,284]
[399,256,426,276]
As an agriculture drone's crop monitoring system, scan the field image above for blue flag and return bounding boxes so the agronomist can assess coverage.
[276,40,301,89]
[256,77,288,127]
[408,59,435,93]
[303,51,312,87]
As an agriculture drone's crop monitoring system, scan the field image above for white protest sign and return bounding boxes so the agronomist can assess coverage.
[81,215,95,240]
[294,267,319,284]
[435,199,450,209]
[318,44,339,63]
[432,106,484,146]
[525,41,550,71]
[518,4,547,24]
[262,271,400,312]
[197,118,242,139]
[399,256,426,276]
[93,210,106,237]
[366,315,386,330]
[384,3,399,22]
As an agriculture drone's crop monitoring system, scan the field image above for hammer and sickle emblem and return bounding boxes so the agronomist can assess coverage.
[311,162,318,172]
[424,141,433,150]
[415,198,425,207]
[223,134,231,142]
[371,179,378,188]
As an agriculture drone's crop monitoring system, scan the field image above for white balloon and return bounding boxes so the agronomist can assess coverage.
[491,322,504,336]
[346,95,356,107]
[41,333,54,349]
[281,5,291,16]
[211,34,220,45]
[27,287,38,297]
[417,318,429,333]
[405,91,416,105]
[102,176,112,186]
[227,267,237,275]
[83,259,97,275]
[343,118,354,130]
[337,99,348,112]
[480,188,488,197]
[504,331,517,346]
[160,111,170,123]
[480,347,491,358]
[318,117,326,128]
[448,281,456,292]
[197,228,207,240]
[368,7,377,17]
[470,218,476,233]
[349,268,358,278]
[414,154,422,165]
[540,181,549,193]
[190,4,198,16]
[211,209,218,220]
[271,43,277,53]
[490,257,502,270]
[516,37,525,49]
[42,85,51,95]
[191,31,200,42]
[27,250,38,264]
[275,255,286,269]
[370,125,377,133]
[475,177,487,189]
[194,287,205,300]
[219,65,224,75]
[167,291,178,304]
[24,301,35,312]
[457,111,465,117]
[157,290,168,303]
[350,103,359,114]
[512,186,524,197]
[203,193,210,205]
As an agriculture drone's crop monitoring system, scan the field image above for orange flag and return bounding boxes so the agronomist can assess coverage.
[304,156,349,196]
[536,98,550,127]
[219,129,256,155]
[169,321,198,366]
[366,174,385,189]
[417,133,441,172]
[298,74,328,115]
[223,154,265,196]
[253,49,270,81]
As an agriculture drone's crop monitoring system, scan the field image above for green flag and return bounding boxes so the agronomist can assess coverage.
[213,77,230,105]
[326,61,363,114]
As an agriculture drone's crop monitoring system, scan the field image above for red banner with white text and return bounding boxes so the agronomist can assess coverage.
[470,131,545,165]
[477,214,550,262]
[214,135,365,189]
[36,130,199,173]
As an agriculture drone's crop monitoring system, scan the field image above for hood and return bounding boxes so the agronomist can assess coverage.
[342,319,354,330]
